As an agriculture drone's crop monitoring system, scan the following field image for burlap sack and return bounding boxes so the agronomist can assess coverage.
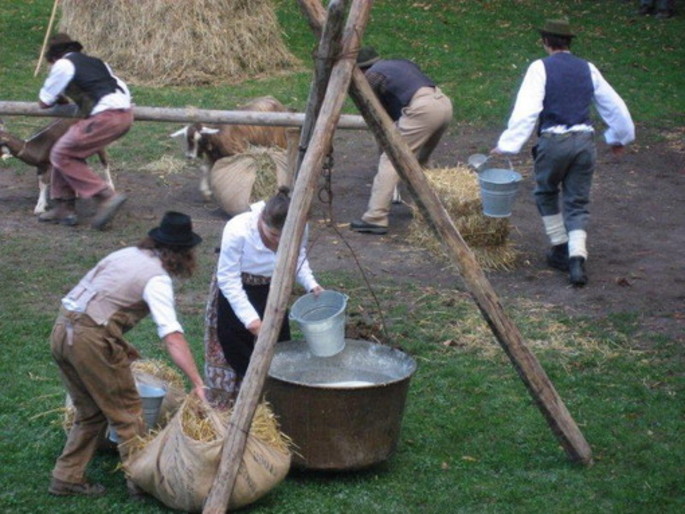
[210,147,288,217]
[124,397,291,512]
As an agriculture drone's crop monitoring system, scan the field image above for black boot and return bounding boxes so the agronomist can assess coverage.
[569,257,588,287]
[546,243,569,271]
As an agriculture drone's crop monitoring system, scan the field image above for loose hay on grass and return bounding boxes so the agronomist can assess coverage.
[58,0,300,86]
[407,165,519,270]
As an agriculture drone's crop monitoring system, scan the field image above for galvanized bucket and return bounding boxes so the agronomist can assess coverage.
[108,382,166,443]
[468,154,522,218]
[289,290,348,357]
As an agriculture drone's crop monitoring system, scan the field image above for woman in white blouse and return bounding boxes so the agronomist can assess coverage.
[216,187,323,377]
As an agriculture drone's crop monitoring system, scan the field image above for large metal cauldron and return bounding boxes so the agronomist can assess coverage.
[265,339,416,471]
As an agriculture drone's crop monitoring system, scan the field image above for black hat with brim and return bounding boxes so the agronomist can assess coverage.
[538,18,575,38]
[148,211,202,247]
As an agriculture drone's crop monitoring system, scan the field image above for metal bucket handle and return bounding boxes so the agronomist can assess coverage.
[467,153,513,173]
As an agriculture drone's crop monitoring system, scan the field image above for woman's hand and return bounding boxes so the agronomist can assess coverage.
[192,384,207,402]
[247,319,262,336]
[310,286,324,297]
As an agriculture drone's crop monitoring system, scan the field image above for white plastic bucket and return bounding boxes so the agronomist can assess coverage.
[290,291,348,357]
[478,167,522,218]
[108,382,167,443]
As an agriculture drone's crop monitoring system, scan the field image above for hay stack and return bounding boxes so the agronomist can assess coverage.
[407,165,518,270]
[58,0,300,86]
[210,146,288,216]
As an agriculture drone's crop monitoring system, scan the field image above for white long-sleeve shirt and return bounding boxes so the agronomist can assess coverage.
[39,53,131,115]
[216,202,320,328]
[496,53,635,154]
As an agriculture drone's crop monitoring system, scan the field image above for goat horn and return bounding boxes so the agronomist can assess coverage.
[169,127,188,138]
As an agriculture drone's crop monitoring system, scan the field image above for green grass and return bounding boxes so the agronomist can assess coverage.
[1,0,684,512]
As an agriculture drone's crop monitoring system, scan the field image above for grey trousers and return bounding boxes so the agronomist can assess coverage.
[533,131,596,233]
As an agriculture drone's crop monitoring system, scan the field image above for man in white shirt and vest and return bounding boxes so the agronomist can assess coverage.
[492,18,635,286]
[48,212,206,499]
[37,33,132,229]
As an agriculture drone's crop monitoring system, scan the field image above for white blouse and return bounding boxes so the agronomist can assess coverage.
[216,202,320,328]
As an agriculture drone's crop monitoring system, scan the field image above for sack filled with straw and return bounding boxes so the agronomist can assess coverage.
[124,395,292,511]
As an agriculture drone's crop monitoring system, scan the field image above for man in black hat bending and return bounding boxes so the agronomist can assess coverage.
[491,18,635,286]
[350,46,453,235]
[48,212,206,499]
[37,33,133,229]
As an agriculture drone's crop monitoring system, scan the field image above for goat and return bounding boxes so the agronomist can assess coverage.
[170,96,289,201]
[0,118,112,214]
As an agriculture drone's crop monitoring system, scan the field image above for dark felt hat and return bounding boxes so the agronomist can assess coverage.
[46,33,83,60]
[538,18,575,37]
[357,46,381,68]
[148,211,202,248]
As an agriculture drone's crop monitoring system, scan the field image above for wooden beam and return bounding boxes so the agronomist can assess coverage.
[0,101,367,130]
[296,0,348,174]
[299,0,593,466]
[202,1,373,512]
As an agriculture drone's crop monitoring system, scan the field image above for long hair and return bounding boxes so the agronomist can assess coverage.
[137,237,197,278]
[262,186,291,230]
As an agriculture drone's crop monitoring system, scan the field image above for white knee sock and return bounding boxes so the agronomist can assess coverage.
[542,214,568,246]
[568,229,588,259]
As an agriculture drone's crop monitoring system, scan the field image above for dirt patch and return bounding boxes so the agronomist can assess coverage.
[1,125,683,342]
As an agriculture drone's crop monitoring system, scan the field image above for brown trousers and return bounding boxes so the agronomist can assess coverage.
[50,308,144,484]
[50,108,133,200]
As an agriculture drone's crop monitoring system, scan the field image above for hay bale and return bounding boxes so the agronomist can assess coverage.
[407,165,518,271]
[58,0,300,86]
[210,147,288,216]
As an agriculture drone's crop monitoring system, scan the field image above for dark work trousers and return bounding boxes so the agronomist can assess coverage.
[533,131,596,233]
[216,284,291,378]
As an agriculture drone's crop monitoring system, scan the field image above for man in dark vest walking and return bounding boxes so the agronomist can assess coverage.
[350,46,453,235]
[37,33,132,229]
[492,18,635,286]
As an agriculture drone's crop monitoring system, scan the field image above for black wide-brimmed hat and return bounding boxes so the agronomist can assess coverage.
[46,33,84,60]
[357,46,381,68]
[538,18,575,38]
[148,211,202,247]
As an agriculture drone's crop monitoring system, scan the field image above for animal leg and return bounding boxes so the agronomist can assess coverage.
[199,163,212,201]
[97,150,114,191]
[34,175,50,214]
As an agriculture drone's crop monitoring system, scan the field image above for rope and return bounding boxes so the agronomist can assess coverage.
[307,149,391,343]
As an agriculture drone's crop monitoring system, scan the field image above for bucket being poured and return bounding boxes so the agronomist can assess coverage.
[289,290,348,357]
[108,382,166,443]
[478,165,522,218]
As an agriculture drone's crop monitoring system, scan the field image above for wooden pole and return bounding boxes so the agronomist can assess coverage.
[0,101,367,130]
[295,0,347,175]
[34,0,60,77]
[201,1,373,512]
[299,0,593,466]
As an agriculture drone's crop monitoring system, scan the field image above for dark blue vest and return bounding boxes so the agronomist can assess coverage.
[367,59,434,120]
[64,53,121,114]
[540,53,593,131]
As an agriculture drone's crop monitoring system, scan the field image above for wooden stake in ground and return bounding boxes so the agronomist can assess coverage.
[34,0,60,77]
[202,1,367,512]
[298,0,593,466]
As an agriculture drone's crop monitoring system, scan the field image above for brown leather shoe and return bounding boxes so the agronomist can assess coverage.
[48,477,106,497]
[91,193,127,230]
